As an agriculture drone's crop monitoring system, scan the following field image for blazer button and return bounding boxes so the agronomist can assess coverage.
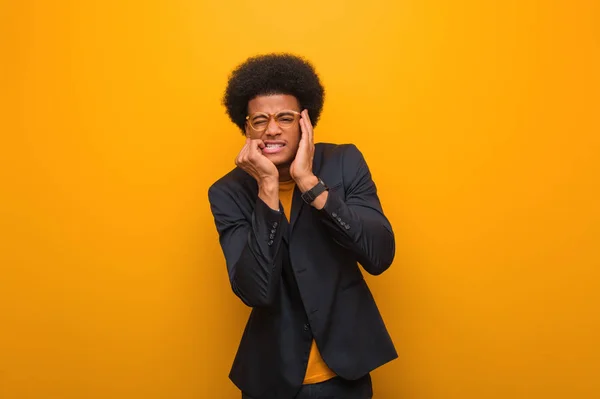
[345,224,350,230]
[332,212,337,218]
[268,240,273,246]
[273,222,278,227]
[303,323,310,331]
[337,217,342,222]
[271,229,276,234]
[269,234,274,239]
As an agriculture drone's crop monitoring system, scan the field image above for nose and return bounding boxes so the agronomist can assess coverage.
[264,116,282,137]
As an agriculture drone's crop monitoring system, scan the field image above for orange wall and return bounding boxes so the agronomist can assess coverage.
[1,1,599,398]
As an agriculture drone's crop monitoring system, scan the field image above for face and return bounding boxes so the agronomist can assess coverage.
[245,94,302,168]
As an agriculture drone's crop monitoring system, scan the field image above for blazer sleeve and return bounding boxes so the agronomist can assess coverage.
[208,183,285,308]
[318,144,395,275]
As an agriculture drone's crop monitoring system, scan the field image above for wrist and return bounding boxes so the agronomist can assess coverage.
[258,177,279,193]
[295,174,319,193]
[258,178,279,211]
[298,175,329,210]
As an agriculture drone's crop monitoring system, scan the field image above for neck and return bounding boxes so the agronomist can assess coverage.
[278,166,292,182]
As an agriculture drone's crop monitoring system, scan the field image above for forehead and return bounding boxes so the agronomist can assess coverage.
[247,94,300,114]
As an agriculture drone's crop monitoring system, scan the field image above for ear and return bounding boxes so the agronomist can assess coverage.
[244,122,250,138]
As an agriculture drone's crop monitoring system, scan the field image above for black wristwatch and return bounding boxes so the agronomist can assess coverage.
[301,178,329,204]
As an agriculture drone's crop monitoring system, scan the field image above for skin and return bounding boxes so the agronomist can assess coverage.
[235,94,328,211]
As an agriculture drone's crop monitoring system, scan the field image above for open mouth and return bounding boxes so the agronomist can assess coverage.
[262,142,286,154]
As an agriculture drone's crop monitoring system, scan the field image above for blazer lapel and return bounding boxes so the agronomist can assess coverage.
[289,144,323,234]
[289,186,303,233]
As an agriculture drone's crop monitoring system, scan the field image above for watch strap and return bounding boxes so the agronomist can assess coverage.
[301,178,328,204]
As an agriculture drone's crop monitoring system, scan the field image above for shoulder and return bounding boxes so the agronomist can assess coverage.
[315,142,367,169]
[314,143,369,188]
[316,141,364,158]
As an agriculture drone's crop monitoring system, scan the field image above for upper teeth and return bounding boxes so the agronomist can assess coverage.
[267,144,282,148]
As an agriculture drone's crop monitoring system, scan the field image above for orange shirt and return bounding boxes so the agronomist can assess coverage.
[278,179,337,385]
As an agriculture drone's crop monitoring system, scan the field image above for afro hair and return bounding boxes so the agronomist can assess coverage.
[222,53,325,134]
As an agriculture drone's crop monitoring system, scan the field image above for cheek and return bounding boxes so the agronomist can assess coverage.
[286,137,300,153]
[287,129,301,147]
[284,145,296,157]
[246,130,262,140]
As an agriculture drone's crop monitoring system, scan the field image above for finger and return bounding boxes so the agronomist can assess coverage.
[298,118,309,148]
[248,138,263,150]
[236,142,247,165]
[240,138,250,154]
[303,109,313,127]
[237,148,247,166]
[300,116,313,146]
[243,138,255,159]
[248,139,265,161]
[254,139,265,150]
[245,140,256,160]
[302,110,314,144]
[240,138,251,156]
[299,115,306,138]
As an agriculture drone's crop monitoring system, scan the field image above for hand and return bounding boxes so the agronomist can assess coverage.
[236,138,279,184]
[236,138,279,210]
[290,110,316,185]
[290,110,328,209]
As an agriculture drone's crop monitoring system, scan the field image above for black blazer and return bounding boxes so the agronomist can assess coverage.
[208,143,397,398]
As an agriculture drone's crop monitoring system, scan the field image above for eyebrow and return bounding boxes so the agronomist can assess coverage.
[249,110,299,117]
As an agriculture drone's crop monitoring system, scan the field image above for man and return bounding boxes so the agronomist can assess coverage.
[208,53,397,399]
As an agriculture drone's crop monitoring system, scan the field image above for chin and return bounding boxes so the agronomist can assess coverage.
[266,152,293,166]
